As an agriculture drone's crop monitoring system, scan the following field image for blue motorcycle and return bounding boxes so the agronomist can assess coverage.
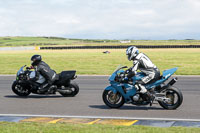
[102,65,183,109]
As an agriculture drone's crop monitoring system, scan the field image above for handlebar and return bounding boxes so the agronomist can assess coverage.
[26,66,34,70]
[114,66,128,74]
[121,66,128,69]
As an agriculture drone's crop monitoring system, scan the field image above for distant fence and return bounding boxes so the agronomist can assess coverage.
[40,45,200,50]
[1,45,199,51]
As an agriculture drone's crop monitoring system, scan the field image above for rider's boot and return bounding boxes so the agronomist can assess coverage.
[146,92,155,106]
[138,84,147,94]
[47,85,57,94]
[37,83,50,94]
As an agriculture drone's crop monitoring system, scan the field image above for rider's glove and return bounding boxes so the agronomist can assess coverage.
[125,67,133,74]
[121,76,129,83]
[125,69,129,74]
[124,77,129,81]
[127,71,136,78]
[30,66,34,69]
[26,66,34,70]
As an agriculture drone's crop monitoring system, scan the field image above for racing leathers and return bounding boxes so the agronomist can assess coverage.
[29,61,57,93]
[127,53,160,93]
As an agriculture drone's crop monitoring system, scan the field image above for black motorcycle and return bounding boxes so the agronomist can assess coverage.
[12,65,79,97]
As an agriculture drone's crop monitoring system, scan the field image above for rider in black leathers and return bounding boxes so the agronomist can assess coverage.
[29,55,57,93]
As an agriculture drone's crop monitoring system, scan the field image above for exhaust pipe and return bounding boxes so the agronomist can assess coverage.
[156,77,178,93]
[57,89,72,94]
[57,87,72,94]
[167,77,178,86]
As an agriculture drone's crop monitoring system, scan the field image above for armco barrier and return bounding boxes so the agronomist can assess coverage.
[40,45,200,50]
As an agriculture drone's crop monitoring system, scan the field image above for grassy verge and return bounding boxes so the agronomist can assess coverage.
[0,37,77,47]
[0,122,199,133]
[1,36,200,47]
[0,49,200,75]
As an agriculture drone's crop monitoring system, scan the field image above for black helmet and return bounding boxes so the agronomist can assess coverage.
[31,55,42,66]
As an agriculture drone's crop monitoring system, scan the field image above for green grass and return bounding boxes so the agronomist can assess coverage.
[0,122,199,133]
[0,37,77,47]
[0,36,200,47]
[0,49,199,75]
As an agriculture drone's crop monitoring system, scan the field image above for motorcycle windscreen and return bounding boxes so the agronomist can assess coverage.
[17,66,24,76]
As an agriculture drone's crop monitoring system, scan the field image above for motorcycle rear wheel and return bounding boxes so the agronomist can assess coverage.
[12,81,31,97]
[158,86,183,110]
[103,90,125,108]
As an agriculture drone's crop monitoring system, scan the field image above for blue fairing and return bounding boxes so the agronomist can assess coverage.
[104,65,178,103]
[145,67,178,89]
[105,86,117,94]
[109,69,124,81]
[132,72,145,83]
[105,82,137,102]
[162,67,178,79]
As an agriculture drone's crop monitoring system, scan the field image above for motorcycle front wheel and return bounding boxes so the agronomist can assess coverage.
[12,81,31,97]
[102,90,125,108]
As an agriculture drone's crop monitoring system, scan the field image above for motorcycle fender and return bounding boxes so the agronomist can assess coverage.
[14,80,30,88]
[15,80,26,84]
[105,86,117,94]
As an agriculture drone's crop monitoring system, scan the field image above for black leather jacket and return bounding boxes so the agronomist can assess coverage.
[30,61,56,83]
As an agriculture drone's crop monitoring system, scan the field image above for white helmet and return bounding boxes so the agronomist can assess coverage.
[126,46,139,61]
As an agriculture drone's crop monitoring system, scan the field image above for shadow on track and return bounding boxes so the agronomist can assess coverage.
[89,105,164,110]
[4,95,63,99]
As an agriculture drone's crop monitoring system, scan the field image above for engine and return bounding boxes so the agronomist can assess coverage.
[132,94,140,101]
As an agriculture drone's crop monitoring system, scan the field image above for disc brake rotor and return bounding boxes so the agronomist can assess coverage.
[16,85,28,93]
[108,92,120,103]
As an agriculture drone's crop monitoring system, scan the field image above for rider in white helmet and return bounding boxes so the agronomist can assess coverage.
[125,46,160,93]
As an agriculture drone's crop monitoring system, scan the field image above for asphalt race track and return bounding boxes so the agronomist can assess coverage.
[0,75,200,120]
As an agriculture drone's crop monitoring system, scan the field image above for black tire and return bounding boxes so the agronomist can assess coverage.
[158,86,183,110]
[12,81,31,97]
[59,81,79,97]
[102,89,125,108]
